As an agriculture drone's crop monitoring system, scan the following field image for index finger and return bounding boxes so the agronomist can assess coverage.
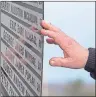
[41,29,57,39]
[41,20,60,32]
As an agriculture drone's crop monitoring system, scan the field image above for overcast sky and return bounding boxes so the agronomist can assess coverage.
[43,2,95,84]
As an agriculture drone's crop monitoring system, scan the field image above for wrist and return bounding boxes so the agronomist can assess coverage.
[82,48,89,68]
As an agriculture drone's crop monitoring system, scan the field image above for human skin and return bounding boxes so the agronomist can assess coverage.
[40,20,89,69]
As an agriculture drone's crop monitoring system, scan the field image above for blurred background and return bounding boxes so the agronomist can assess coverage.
[42,2,95,96]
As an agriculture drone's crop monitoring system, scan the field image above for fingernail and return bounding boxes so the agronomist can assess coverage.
[50,60,55,65]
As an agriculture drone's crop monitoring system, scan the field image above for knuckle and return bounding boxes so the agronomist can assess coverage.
[64,37,74,47]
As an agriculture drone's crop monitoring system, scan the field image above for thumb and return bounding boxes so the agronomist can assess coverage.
[49,57,73,68]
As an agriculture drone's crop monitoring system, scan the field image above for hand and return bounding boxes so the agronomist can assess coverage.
[40,20,89,69]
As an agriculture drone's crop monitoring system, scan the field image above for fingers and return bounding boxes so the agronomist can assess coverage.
[49,57,73,68]
[46,38,56,44]
[41,29,57,39]
[41,20,60,32]
[41,29,69,50]
[40,20,72,51]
